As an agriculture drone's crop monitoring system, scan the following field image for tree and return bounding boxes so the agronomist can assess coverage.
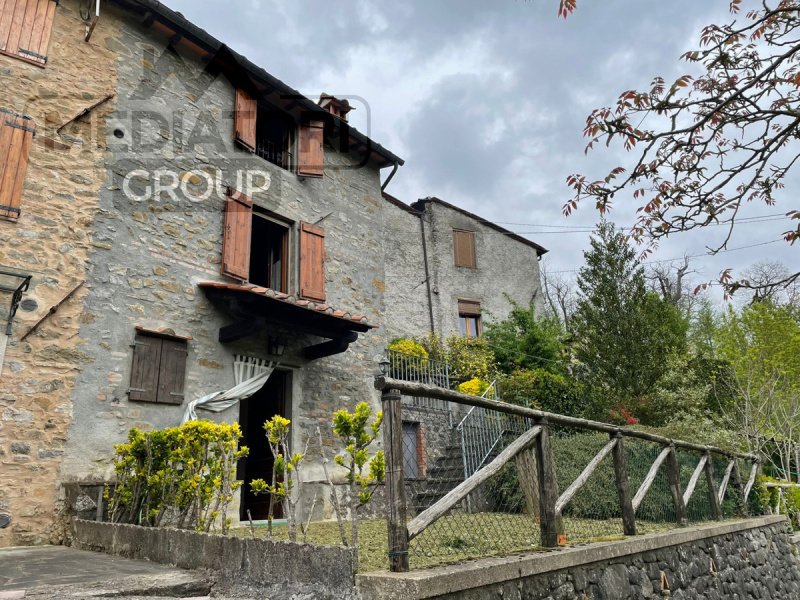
[742,260,800,306]
[562,0,799,294]
[715,301,800,479]
[541,263,577,328]
[647,256,696,314]
[572,222,688,419]
[483,298,564,375]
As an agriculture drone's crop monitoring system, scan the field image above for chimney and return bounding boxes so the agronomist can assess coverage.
[318,93,353,122]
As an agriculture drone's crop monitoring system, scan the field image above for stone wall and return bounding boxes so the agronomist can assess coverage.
[0,0,120,546]
[60,4,389,523]
[358,516,800,600]
[71,518,357,600]
[382,198,545,343]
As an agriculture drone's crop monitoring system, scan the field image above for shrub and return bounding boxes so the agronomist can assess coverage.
[419,333,497,383]
[388,337,428,360]
[107,420,247,533]
[498,368,589,417]
[457,377,490,396]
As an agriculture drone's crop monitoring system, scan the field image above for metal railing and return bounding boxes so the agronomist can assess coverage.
[378,376,761,572]
[255,139,292,169]
[388,349,452,416]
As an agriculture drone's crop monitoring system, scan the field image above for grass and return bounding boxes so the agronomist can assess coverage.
[228,512,678,572]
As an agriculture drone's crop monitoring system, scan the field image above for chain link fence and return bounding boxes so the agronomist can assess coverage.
[386,378,759,571]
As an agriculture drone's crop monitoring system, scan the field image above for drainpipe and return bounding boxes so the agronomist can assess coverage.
[419,209,435,335]
[381,162,399,191]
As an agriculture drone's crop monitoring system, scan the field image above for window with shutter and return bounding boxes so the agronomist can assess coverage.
[453,229,476,268]
[299,222,325,301]
[128,332,188,405]
[0,0,57,67]
[221,188,253,281]
[298,120,324,178]
[458,300,482,338]
[234,87,257,152]
[0,109,34,220]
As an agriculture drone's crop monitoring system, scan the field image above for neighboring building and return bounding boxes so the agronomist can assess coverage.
[0,0,546,546]
[383,194,547,341]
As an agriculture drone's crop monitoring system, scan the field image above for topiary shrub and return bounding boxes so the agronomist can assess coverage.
[106,420,247,533]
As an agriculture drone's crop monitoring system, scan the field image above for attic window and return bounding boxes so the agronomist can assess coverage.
[255,105,294,170]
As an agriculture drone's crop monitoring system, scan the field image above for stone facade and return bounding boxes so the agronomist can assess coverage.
[383,196,546,341]
[359,516,800,600]
[0,0,120,546]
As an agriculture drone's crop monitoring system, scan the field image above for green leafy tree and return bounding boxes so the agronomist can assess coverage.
[332,402,385,548]
[483,299,564,375]
[498,368,590,417]
[572,221,688,421]
[715,301,800,479]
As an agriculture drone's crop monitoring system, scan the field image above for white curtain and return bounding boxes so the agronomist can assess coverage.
[182,355,276,423]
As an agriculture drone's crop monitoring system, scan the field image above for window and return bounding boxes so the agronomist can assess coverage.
[0,109,34,220]
[221,188,326,301]
[128,331,188,404]
[402,421,426,480]
[458,300,482,338]
[0,0,57,67]
[453,229,476,268]
[234,87,323,176]
[250,211,289,293]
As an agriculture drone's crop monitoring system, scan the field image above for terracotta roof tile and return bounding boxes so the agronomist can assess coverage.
[197,281,377,329]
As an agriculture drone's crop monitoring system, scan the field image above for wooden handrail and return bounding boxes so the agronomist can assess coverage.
[407,426,542,540]
[374,377,757,460]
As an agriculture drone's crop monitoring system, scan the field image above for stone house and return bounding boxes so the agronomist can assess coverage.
[0,0,545,546]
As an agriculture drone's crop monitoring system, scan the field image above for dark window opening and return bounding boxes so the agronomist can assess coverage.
[403,421,425,480]
[250,213,289,293]
[256,105,294,169]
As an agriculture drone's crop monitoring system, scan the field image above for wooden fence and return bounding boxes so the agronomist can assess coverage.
[376,376,761,572]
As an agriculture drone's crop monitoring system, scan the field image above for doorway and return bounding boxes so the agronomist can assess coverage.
[238,370,290,521]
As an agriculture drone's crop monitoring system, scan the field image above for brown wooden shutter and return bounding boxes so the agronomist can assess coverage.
[234,87,257,151]
[129,333,163,403]
[298,120,324,177]
[221,188,253,281]
[299,222,325,301]
[0,110,34,220]
[156,339,188,405]
[458,300,481,316]
[0,0,56,66]
[453,229,476,268]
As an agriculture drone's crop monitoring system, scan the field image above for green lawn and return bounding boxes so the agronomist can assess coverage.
[229,513,677,572]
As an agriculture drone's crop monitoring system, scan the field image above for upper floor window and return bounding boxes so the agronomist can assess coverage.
[234,87,324,177]
[0,0,57,67]
[453,229,476,269]
[458,300,481,338]
[221,187,326,302]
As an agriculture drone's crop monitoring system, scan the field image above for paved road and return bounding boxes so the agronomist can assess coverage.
[0,546,211,599]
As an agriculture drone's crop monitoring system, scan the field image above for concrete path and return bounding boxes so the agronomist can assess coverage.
[0,546,211,599]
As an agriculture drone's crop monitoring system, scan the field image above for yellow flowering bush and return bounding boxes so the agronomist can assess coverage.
[388,338,429,360]
[106,420,247,533]
[458,377,490,396]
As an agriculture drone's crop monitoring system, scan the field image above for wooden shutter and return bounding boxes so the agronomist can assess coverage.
[458,300,481,316]
[221,188,253,281]
[453,229,476,268]
[0,110,34,220]
[0,0,57,66]
[299,222,325,301]
[298,120,324,177]
[129,333,163,403]
[156,339,188,405]
[234,87,257,151]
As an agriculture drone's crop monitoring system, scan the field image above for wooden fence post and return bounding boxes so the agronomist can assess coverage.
[704,451,723,520]
[382,387,409,572]
[611,432,637,536]
[666,444,688,526]
[730,459,747,517]
[535,418,563,547]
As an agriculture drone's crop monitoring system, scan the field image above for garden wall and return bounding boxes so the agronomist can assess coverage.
[359,515,799,600]
[71,519,357,600]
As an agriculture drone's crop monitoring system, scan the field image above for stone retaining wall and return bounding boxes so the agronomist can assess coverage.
[71,519,357,600]
[359,516,800,600]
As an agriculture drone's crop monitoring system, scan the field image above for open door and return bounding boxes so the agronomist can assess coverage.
[239,370,290,521]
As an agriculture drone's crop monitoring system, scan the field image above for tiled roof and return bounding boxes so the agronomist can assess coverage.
[198,281,377,329]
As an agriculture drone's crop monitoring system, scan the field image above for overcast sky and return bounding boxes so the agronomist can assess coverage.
[165,0,796,300]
